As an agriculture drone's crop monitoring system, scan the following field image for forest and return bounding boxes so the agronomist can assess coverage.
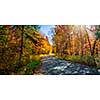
[0,25,100,75]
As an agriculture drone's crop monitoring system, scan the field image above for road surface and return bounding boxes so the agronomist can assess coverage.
[40,56,99,75]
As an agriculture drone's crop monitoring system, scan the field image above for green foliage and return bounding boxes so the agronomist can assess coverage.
[0,26,9,35]
[95,31,100,40]
[65,56,83,63]
[32,25,40,31]
[20,60,41,75]
[16,60,41,75]
[27,60,41,69]
[0,35,7,44]
[96,59,100,63]
[64,55,96,66]
[71,56,82,62]
[0,25,53,74]
[95,25,100,40]
[25,32,39,44]
[95,57,100,69]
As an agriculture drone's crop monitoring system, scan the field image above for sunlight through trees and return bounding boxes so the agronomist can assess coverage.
[0,25,100,75]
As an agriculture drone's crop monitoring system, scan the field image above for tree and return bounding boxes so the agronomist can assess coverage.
[0,25,51,74]
[53,25,100,69]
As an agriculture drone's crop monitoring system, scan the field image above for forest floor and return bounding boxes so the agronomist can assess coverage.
[34,55,99,75]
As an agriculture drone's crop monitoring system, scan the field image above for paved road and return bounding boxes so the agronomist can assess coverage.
[40,56,99,75]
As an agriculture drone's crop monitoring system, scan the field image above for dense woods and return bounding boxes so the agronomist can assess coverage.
[0,25,52,74]
[53,25,100,68]
[0,25,100,75]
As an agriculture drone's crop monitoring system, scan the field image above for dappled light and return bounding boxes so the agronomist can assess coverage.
[0,25,100,75]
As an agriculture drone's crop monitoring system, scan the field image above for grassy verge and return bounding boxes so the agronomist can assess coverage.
[16,55,41,75]
[16,60,41,75]
[56,54,100,69]
[0,54,54,75]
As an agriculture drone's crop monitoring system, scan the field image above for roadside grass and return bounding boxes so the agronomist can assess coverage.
[56,55,88,64]
[16,53,54,75]
[56,54,100,69]
[95,56,100,69]
[16,60,41,75]
[16,55,41,75]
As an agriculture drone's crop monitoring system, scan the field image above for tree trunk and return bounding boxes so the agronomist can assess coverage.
[19,25,24,67]
[85,28,92,55]
[84,27,97,68]
[91,39,97,67]
[80,26,84,57]
[91,39,97,56]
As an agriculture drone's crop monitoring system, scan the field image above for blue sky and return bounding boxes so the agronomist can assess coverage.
[39,25,55,45]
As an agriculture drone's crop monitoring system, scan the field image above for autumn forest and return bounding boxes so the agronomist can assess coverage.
[0,25,100,75]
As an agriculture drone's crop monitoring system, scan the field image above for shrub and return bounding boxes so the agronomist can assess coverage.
[25,60,41,74]
[27,60,41,69]
[16,60,41,75]
[65,55,94,65]
[65,56,83,63]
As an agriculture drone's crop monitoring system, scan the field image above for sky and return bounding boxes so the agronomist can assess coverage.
[38,25,55,45]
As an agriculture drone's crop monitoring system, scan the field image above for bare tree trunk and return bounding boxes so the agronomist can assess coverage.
[85,28,92,55]
[91,39,97,67]
[19,25,24,67]
[91,39,97,56]
[80,26,84,57]
[84,27,97,68]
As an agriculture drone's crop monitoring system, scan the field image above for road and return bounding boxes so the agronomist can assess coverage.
[40,56,99,75]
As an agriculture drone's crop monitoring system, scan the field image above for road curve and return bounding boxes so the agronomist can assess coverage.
[40,56,99,75]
